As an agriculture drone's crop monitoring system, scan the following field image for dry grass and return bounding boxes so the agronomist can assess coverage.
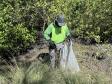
[0,43,112,84]
[73,43,112,83]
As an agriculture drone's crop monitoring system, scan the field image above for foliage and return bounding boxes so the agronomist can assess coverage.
[0,1,36,56]
[68,0,112,43]
[0,0,112,56]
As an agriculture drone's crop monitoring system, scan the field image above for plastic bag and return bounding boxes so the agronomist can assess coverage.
[60,41,80,72]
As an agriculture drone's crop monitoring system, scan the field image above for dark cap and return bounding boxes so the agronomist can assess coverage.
[55,15,65,26]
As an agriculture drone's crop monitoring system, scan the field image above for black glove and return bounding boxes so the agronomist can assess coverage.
[48,40,56,49]
[66,35,72,42]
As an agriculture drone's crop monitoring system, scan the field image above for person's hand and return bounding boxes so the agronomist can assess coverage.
[65,35,72,46]
[65,35,71,42]
[47,40,56,49]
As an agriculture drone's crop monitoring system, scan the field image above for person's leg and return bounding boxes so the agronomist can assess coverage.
[55,49,60,68]
[49,43,64,69]
[49,49,56,69]
[56,43,64,68]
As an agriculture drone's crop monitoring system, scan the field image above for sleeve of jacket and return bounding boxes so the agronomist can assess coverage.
[44,23,52,40]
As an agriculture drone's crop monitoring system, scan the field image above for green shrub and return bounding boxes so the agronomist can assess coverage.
[0,0,112,57]
[69,0,112,43]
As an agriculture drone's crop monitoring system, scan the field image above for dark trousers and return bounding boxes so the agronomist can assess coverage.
[49,43,64,69]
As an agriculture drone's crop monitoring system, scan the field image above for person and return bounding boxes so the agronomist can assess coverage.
[44,14,71,69]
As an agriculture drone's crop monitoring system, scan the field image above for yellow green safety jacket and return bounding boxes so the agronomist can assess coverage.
[44,23,70,44]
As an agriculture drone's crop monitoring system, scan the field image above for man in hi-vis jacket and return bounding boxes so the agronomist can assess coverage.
[44,15,71,69]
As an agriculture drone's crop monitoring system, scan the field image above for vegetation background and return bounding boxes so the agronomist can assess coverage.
[0,0,112,56]
[0,0,112,84]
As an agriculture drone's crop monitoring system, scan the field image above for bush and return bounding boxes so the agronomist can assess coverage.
[0,0,112,57]
[0,2,36,56]
[69,0,112,43]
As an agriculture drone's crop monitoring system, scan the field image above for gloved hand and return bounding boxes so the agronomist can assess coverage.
[65,35,72,46]
[47,40,56,49]
[66,35,71,42]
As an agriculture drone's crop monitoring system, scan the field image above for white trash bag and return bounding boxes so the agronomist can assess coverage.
[60,41,80,72]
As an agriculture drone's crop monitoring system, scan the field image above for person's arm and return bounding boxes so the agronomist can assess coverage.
[44,24,52,40]
[44,23,56,48]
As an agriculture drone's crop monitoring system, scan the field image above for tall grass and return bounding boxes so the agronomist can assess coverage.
[0,74,8,84]
[0,60,110,84]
